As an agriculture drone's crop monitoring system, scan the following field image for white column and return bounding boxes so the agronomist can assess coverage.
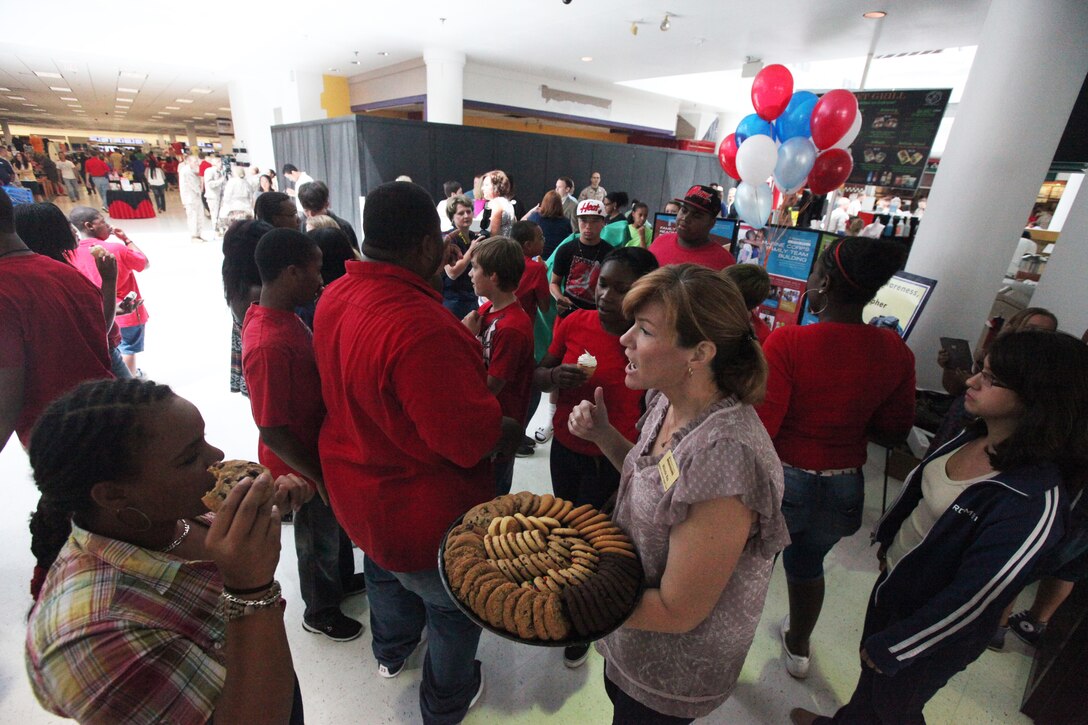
[228,76,279,174]
[1049,172,1083,231]
[904,0,1088,389]
[1030,179,1088,337]
[184,123,198,150]
[1,120,10,146]
[424,48,465,125]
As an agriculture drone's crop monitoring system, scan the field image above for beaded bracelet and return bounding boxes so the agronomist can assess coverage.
[218,580,283,622]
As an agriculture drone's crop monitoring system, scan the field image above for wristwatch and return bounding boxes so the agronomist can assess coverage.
[218,580,284,622]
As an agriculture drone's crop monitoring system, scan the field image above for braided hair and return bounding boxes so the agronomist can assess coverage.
[28,379,174,590]
[819,236,907,306]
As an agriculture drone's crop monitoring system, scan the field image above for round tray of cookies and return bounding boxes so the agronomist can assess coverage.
[438,491,643,647]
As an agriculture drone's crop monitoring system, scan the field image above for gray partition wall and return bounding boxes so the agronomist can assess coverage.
[272,115,734,235]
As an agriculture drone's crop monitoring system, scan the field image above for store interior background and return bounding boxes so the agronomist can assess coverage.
[1,0,1087,722]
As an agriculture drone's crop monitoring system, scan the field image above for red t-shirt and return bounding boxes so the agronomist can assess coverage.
[515,257,549,320]
[314,261,503,572]
[0,254,112,447]
[751,311,771,344]
[478,301,534,425]
[84,157,110,178]
[69,237,149,327]
[198,161,211,177]
[241,305,325,482]
[649,232,736,270]
[548,309,643,457]
[757,322,916,470]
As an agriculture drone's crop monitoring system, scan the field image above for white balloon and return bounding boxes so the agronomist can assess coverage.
[831,112,863,150]
[734,181,774,230]
[735,135,778,183]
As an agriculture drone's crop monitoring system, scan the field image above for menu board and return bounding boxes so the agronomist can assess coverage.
[848,89,951,191]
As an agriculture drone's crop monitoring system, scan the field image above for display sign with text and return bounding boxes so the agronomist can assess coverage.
[848,89,951,191]
[861,271,937,340]
[744,225,822,331]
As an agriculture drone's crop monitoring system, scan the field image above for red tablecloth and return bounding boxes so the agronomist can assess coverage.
[106,190,156,219]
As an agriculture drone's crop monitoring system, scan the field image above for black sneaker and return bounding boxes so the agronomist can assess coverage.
[1009,611,1046,647]
[342,573,367,599]
[988,625,1008,651]
[564,643,590,669]
[303,613,364,642]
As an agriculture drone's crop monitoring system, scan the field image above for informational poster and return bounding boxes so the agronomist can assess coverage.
[862,271,938,340]
[848,89,951,191]
[651,213,736,248]
[751,225,822,330]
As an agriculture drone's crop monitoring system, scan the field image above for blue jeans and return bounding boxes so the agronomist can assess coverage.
[91,176,109,206]
[364,554,482,725]
[109,346,132,379]
[780,466,865,582]
[63,178,80,202]
[494,454,515,496]
[293,496,354,620]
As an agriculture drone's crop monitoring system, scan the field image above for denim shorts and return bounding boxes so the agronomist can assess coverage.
[780,465,865,582]
[118,324,145,354]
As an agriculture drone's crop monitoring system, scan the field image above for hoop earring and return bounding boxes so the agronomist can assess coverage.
[116,506,152,532]
[807,289,829,317]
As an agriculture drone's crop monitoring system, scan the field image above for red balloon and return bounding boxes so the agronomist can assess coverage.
[807,148,853,194]
[718,133,740,180]
[811,89,859,150]
[751,64,794,121]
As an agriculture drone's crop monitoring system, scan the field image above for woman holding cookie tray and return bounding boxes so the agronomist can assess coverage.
[25,378,311,724]
[568,263,790,723]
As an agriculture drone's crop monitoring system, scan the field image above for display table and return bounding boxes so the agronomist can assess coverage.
[106,189,156,219]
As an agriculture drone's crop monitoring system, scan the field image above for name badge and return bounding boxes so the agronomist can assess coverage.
[658,450,680,492]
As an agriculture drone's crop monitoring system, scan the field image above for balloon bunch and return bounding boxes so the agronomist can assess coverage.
[718,64,862,229]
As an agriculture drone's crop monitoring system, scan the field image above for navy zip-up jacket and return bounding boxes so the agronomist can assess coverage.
[864,430,1067,675]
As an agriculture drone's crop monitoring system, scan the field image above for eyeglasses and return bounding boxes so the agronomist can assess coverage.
[976,369,1010,389]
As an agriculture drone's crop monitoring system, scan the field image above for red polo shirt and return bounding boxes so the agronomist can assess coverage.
[84,157,110,178]
[241,305,324,481]
[313,261,503,572]
[649,232,736,270]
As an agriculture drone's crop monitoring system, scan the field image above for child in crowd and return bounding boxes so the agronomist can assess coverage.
[722,263,773,344]
[793,330,1088,724]
[462,236,535,495]
[511,220,552,457]
[242,228,364,642]
[68,206,150,378]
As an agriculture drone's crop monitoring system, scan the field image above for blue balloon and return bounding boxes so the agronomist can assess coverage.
[774,136,818,191]
[735,114,774,146]
[775,91,819,142]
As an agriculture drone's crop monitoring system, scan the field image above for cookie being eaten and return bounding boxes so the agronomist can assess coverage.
[202,460,270,512]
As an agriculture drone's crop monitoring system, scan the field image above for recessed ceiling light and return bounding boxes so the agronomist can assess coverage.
[34,71,62,79]
[116,97,133,103]
[175,98,193,103]
[49,86,72,92]
[73,110,85,114]
[60,96,78,101]
[190,88,212,94]
[581,56,593,62]
[67,104,81,108]
[218,107,231,111]
[117,87,139,93]
[328,68,340,73]
[23,103,37,107]
[7,96,25,100]
[0,88,9,92]
[377,51,389,56]
[204,112,216,116]
[165,106,180,110]
[863,10,887,18]
[160,111,172,115]
[120,71,146,79]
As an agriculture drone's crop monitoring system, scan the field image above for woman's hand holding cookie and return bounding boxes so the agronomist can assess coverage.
[206,473,281,591]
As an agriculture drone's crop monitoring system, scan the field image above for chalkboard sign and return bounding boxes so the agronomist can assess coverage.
[848,89,951,191]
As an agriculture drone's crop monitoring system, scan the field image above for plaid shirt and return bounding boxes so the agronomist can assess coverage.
[26,521,227,724]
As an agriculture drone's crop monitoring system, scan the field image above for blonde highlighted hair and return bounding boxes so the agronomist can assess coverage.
[622,264,767,404]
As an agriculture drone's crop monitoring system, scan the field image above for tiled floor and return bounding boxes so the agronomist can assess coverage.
[0,192,1037,723]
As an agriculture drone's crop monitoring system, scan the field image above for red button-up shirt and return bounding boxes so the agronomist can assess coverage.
[314,261,503,572]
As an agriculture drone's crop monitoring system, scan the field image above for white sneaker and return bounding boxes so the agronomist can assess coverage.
[780,615,811,679]
[377,630,428,679]
[533,421,553,443]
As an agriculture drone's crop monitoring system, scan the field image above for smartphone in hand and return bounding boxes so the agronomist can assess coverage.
[940,337,973,371]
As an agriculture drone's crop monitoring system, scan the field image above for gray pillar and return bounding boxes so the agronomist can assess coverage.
[904,0,1088,388]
